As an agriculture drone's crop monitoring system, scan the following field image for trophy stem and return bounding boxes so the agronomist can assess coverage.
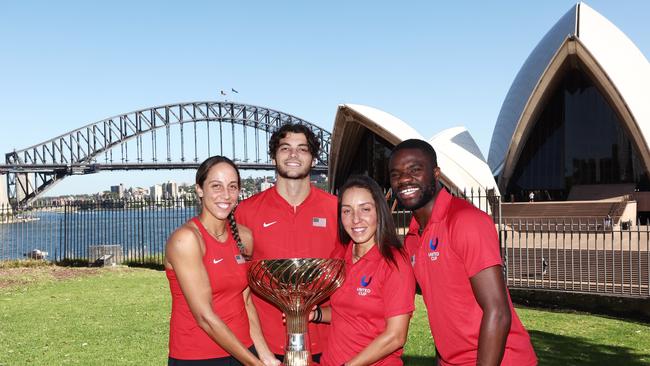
[284,311,311,366]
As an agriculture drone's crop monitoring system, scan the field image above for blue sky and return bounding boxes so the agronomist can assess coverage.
[1,1,648,195]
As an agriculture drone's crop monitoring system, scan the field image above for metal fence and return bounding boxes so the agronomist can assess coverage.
[1,190,649,298]
[0,198,199,265]
[501,217,649,297]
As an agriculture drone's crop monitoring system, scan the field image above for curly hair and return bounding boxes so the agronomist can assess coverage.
[268,123,320,161]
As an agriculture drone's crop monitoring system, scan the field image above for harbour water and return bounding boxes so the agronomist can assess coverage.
[0,203,198,262]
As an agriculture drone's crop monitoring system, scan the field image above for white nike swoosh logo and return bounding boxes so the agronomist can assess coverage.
[263,221,277,228]
[213,259,223,264]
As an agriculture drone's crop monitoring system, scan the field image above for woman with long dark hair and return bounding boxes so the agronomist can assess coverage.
[164,156,278,366]
[319,175,416,366]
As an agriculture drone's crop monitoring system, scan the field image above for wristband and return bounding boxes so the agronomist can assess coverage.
[313,305,322,323]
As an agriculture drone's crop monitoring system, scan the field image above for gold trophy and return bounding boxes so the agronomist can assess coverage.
[248,258,345,366]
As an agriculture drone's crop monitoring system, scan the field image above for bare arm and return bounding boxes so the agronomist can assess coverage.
[470,265,512,366]
[166,227,263,366]
[244,288,280,366]
[346,314,411,366]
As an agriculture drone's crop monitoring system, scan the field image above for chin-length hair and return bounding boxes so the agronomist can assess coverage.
[337,175,404,266]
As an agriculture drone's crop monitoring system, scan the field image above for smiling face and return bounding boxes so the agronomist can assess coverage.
[340,187,377,247]
[273,132,315,180]
[389,148,439,211]
[196,162,240,220]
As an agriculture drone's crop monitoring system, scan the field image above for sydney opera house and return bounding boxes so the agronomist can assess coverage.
[329,2,650,220]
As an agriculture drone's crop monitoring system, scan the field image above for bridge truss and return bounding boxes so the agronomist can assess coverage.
[1,101,331,207]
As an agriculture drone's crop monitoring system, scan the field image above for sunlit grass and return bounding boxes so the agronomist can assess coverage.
[0,266,648,365]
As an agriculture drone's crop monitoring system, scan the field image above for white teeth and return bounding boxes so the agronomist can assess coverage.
[216,203,230,209]
[400,187,419,195]
[352,227,365,233]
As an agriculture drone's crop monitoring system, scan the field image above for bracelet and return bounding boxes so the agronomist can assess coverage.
[312,305,322,323]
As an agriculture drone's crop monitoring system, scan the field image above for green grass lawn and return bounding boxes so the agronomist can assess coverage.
[0,265,648,365]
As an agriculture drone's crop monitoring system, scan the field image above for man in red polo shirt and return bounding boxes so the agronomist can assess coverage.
[236,123,339,363]
[388,139,537,366]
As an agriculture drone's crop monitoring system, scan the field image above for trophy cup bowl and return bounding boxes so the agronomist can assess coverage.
[248,258,346,366]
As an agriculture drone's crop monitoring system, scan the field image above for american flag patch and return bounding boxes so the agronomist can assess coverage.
[235,254,246,264]
[312,217,327,227]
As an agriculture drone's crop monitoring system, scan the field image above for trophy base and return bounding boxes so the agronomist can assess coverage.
[283,351,310,366]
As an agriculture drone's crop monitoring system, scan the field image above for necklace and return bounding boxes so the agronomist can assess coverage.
[201,220,227,238]
[211,228,227,238]
[197,217,228,241]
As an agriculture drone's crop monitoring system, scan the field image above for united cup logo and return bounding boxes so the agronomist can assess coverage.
[428,237,440,261]
[356,275,372,296]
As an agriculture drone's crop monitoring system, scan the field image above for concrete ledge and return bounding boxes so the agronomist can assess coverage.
[510,288,650,322]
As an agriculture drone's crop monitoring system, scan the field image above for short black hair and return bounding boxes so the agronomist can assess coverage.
[390,139,437,167]
[268,123,320,160]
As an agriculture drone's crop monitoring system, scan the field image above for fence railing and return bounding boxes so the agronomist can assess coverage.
[501,217,649,297]
[2,191,649,298]
[0,198,198,265]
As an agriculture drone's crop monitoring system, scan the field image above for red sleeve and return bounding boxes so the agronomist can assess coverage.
[450,208,503,278]
[383,252,416,318]
[329,242,346,259]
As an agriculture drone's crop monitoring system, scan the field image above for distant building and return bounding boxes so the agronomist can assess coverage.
[329,103,497,211]
[260,179,274,192]
[150,184,163,201]
[126,187,149,200]
[110,184,125,198]
[328,3,649,219]
[488,3,650,204]
[162,181,179,199]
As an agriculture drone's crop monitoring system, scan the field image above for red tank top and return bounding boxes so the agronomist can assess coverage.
[166,217,252,360]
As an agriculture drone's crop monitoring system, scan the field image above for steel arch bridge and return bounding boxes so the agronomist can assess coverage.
[1,101,331,207]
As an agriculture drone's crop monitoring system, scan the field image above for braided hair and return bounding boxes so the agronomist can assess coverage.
[228,209,249,259]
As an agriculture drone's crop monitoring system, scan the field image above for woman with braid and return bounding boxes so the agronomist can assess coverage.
[165,156,279,366]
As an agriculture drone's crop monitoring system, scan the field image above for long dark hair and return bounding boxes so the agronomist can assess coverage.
[338,175,403,266]
[195,156,246,257]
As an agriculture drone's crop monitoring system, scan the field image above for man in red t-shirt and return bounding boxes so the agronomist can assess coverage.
[236,123,339,363]
[388,139,537,366]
